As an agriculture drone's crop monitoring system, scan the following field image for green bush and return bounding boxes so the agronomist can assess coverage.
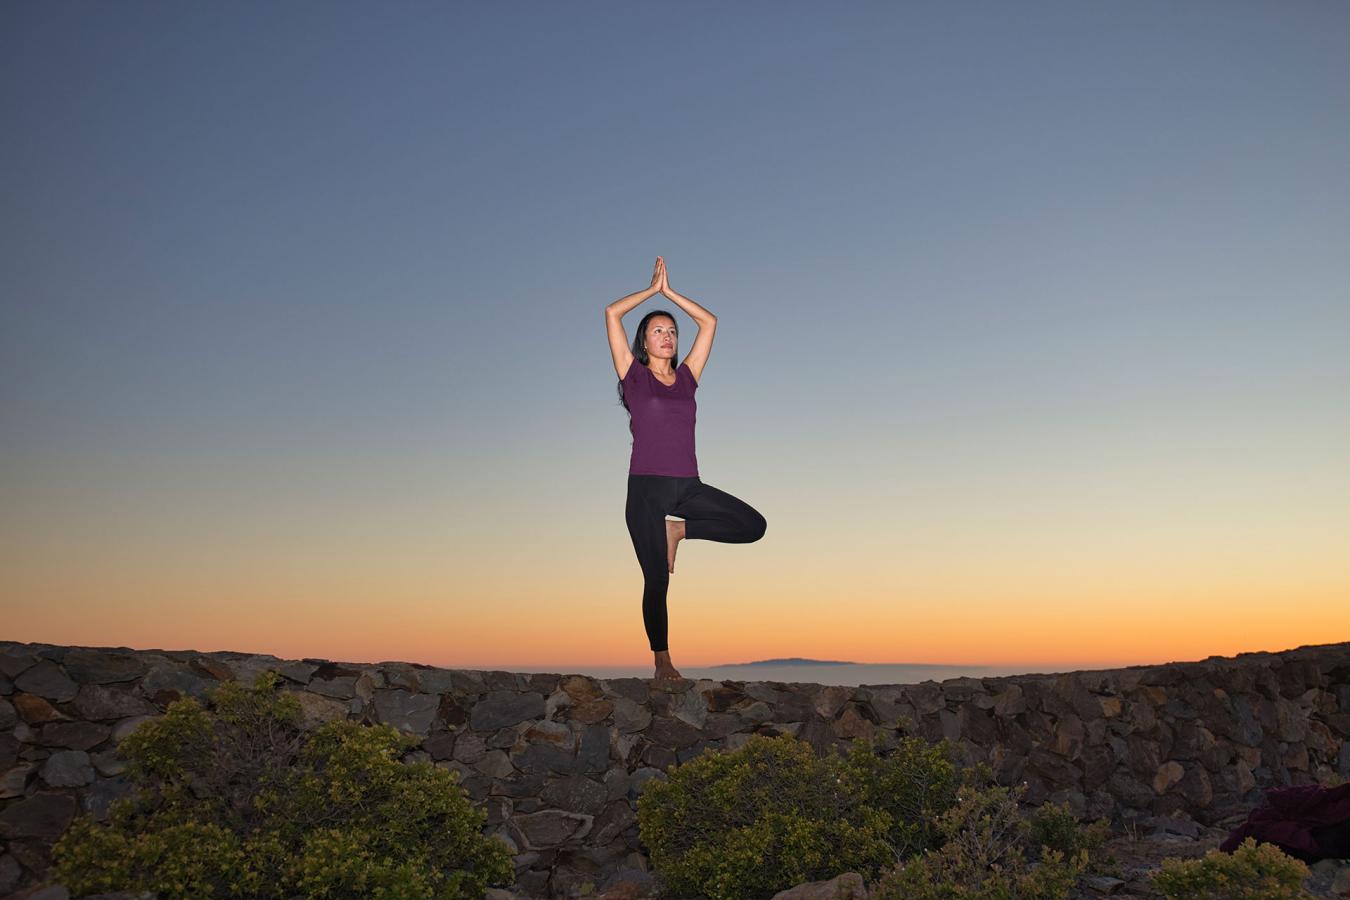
[637,728,1113,900]
[833,732,968,859]
[1027,801,1115,876]
[1150,837,1312,900]
[870,783,1091,900]
[636,732,965,900]
[634,734,1004,900]
[635,733,869,900]
[52,672,515,899]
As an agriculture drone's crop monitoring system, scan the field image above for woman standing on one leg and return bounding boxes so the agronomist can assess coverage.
[604,257,767,682]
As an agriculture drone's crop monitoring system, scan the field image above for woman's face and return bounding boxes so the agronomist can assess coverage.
[645,318,678,360]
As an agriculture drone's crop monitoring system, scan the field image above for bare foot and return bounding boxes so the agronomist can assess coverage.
[665,518,685,573]
[653,650,683,681]
[654,662,684,681]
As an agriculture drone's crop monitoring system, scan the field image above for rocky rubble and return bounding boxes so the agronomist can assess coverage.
[2,640,1348,898]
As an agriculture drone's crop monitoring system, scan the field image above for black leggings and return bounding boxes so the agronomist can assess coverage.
[625,474,767,652]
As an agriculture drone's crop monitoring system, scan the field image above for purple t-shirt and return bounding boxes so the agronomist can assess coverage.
[623,359,700,477]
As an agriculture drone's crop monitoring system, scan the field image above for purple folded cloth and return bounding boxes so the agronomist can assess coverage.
[1221,782,1350,862]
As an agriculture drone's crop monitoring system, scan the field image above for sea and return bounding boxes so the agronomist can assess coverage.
[487,661,1125,687]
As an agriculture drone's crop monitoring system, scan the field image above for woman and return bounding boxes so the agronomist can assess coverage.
[604,257,767,682]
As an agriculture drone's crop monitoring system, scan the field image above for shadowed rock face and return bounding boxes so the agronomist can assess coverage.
[2,639,1348,898]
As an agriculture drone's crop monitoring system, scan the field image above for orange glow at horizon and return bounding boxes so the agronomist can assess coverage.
[6,560,1347,672]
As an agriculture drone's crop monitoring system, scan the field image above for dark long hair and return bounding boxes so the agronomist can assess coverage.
[616,309,678,439]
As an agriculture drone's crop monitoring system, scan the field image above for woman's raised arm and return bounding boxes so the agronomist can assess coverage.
[604,258,663,378]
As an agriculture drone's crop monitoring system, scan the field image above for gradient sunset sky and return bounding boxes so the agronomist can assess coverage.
[3,2,1347,672]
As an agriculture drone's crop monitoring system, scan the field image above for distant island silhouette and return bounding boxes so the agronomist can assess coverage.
[709,658,999,670]
[712,657,856,667]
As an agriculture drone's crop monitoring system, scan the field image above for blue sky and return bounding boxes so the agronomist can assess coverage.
[3,1,1348,669]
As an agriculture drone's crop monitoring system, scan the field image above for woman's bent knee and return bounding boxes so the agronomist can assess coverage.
[750,512,767,542]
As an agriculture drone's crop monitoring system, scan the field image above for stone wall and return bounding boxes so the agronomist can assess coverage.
[2,639,1348,898]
